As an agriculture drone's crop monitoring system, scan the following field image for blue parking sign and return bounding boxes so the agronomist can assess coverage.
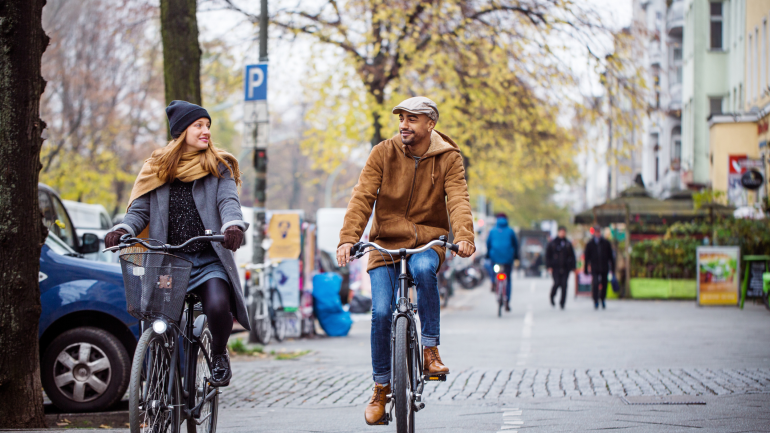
[244,64,267,101]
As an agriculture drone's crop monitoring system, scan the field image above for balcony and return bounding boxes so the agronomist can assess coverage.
[667,0,684,38]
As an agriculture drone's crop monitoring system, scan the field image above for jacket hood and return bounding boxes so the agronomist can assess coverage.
[496,217,509,228]
[391,130,461,185]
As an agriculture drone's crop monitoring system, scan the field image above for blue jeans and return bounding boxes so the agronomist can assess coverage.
[368,249,440,384]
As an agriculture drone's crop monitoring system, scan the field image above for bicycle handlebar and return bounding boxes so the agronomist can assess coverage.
[102,233,225,253]
[350,236,459,259]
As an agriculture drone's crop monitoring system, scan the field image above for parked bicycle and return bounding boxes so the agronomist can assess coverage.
[243,261,287,345]
[105,231,224,433]
[349,235,459,433]
[492,264,508,317]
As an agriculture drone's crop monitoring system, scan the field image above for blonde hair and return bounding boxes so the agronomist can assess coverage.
[150,129,242,186]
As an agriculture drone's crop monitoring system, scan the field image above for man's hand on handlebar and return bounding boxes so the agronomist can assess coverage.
[454,241,474,258]
[337,243,354,267]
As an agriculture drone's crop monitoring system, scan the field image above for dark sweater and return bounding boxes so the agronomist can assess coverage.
[168,179,212,253]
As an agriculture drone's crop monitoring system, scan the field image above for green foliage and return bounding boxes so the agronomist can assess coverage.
[630,238,700,279]
[631,219,770,279]
[693,189,726,210]
[227,338,264,356]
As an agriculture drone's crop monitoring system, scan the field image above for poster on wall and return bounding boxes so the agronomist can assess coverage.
[697,246,740,306]
[268,213,301,259]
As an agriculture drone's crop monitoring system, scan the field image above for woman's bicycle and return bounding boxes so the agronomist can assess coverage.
[243,261,286,344]
[104,231,225,433]
[349,236,459,433]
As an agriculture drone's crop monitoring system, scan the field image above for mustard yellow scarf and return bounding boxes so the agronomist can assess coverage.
[127,150,233,210]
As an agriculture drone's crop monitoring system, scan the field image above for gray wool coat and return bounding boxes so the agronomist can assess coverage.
[113,163,250,330]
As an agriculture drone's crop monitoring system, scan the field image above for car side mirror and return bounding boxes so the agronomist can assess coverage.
[80,233,100,254]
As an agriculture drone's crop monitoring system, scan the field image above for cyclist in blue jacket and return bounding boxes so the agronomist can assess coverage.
[486,213,519,311]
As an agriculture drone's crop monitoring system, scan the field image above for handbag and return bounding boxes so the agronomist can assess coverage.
[610,273,620,294]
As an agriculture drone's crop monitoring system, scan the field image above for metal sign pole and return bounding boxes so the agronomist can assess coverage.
[245,0,269,266]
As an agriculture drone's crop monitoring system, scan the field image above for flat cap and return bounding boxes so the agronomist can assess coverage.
[392,96,439,122]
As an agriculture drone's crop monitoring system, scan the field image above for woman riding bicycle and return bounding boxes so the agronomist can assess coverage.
[105,100,250,387]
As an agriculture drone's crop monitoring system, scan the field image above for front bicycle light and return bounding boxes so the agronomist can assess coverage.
[152,319,168,334]
[493,264,501,273]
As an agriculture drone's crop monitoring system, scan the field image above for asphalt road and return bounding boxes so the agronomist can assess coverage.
[19,275,770,432]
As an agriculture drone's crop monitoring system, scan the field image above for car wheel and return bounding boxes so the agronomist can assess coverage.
[41,326,130,412]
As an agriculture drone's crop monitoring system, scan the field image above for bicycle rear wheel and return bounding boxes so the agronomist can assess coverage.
[497,280,504,317]
[186,323,218,433]
[129,328,180,433]
[393,316,414,433]
[248,292,272,344]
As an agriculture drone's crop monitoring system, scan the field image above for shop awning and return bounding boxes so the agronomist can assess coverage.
[573,187,734,226]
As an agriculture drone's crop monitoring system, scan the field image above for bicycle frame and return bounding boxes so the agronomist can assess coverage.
[389,252,424,403]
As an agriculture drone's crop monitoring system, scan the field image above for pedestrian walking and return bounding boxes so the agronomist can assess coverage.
[583,225,615,309]
[486,213,519,311]
[545,226,576,309]
[335,96,475,425]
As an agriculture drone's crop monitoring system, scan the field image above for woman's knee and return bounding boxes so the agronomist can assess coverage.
[199,279,232,315]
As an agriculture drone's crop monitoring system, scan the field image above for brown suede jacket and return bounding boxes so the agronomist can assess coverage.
[338,130,476,271]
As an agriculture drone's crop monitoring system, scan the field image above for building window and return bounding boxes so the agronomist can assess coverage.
[759,20,767,93]
[671,126,682,171]
[749,34,754,101]
[709,97,723,115]
[672,46,683,84]
[652,133,660,182]
[710,2,723,50]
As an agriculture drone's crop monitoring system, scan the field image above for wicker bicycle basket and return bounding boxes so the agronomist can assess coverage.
[119,250,192,323]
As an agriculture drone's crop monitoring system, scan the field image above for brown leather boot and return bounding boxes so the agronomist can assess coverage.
[364,383,390,425]
[423,346,450,375]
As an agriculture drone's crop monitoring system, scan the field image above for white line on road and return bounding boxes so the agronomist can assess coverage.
[498,408,523,432]
[516,304,534,366]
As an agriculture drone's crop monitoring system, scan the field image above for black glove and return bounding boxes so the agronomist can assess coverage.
[222,226,243,252]
[105,229,128,248]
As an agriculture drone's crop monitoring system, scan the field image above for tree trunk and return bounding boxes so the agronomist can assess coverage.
[160,0,202,107]
[0,0,49,428]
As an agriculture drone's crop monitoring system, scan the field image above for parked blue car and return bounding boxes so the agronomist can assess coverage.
[38,184,139,413]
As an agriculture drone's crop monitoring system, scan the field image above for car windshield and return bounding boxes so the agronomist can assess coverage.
[46,232,77,256]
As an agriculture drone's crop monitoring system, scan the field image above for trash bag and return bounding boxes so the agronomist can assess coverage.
[349,293,373,314]
[312,273,352,337]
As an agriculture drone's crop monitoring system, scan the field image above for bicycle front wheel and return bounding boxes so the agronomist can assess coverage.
[129,328,180,433]
[393,316,414,433]
[186,323,218,433]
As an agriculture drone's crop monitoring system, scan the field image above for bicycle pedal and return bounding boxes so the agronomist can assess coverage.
[424,374,447,382]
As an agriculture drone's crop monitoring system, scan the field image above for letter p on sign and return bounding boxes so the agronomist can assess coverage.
[244,64,267,101]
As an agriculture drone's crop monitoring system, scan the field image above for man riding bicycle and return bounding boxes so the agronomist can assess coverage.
[486,213,519,311]
[336,97,475,425]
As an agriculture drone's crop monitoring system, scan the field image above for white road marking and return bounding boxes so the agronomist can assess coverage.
[498,408,524,432]
[516,304,534,366]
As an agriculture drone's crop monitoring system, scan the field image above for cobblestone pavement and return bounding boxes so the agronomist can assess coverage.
[221,366,770,409]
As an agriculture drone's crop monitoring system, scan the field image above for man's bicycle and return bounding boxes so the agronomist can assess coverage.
[493,264,508,317]
[349,236,459,433]
[105,231,225,433]
[243,261,286,344]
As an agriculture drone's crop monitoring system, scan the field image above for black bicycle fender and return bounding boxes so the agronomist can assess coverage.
[193,314,208,338]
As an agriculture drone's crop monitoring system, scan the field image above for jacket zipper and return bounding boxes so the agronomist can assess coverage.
[405,158,420,247]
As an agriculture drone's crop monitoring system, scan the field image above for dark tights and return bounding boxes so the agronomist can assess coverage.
[193,278,233,355]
